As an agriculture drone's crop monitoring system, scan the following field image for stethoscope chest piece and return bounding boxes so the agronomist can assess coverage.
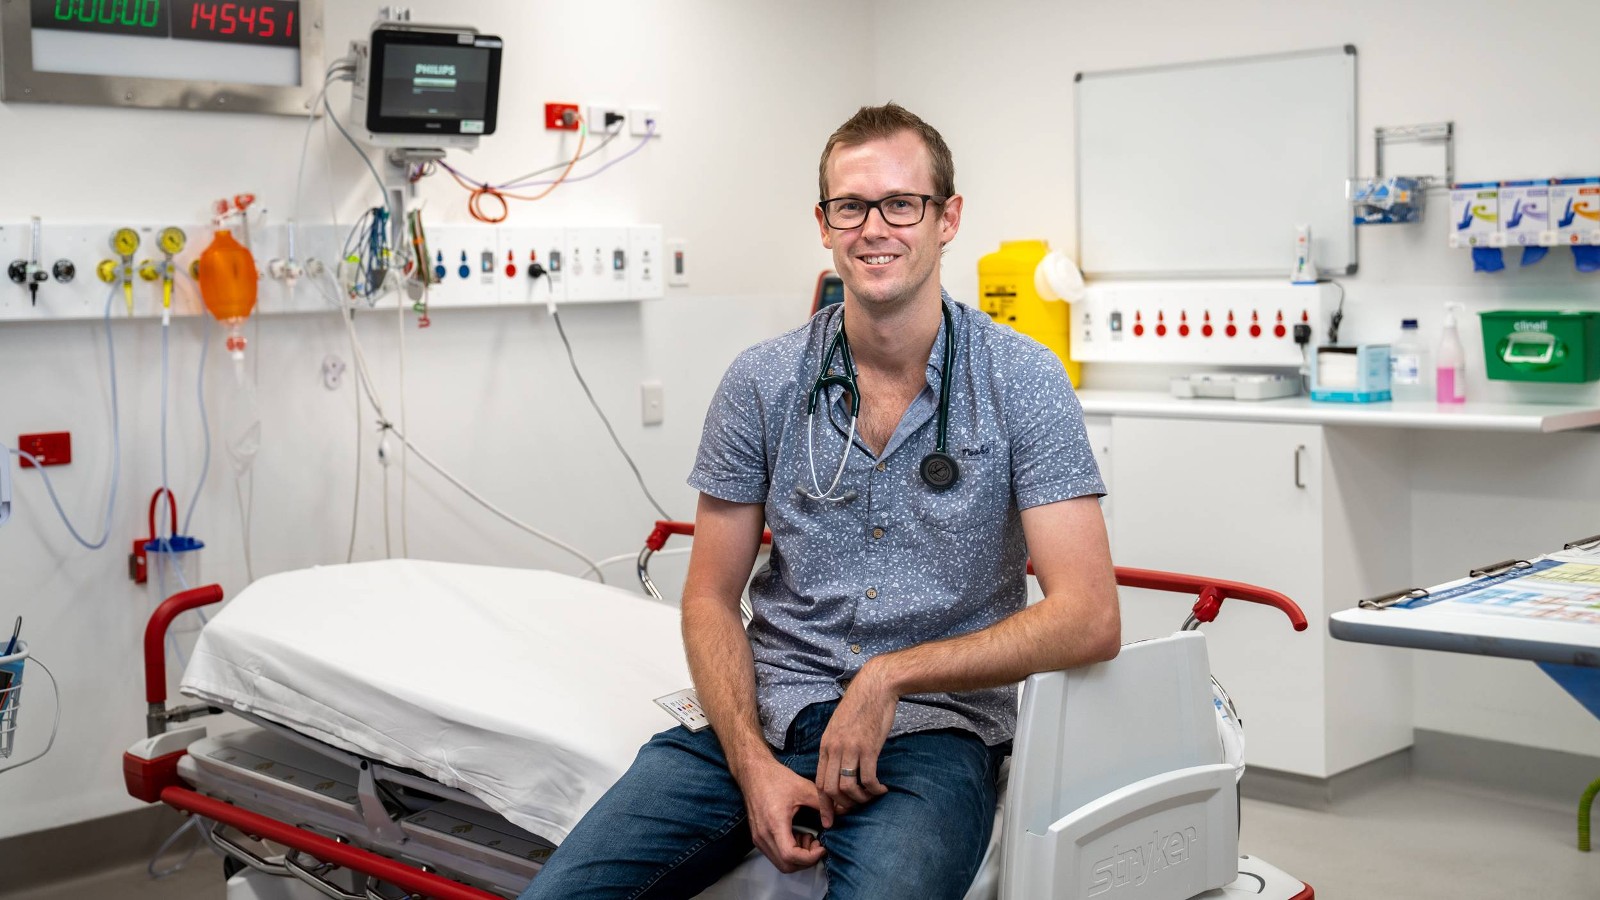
[920,451,960,490]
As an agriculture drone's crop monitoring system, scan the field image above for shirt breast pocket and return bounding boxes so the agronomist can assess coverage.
[906,450,1011,534]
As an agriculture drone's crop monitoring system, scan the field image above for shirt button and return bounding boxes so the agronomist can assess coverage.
[865,588,878,599]
[871,527,885,540]
[850,644,862,654]
[875,461,886,472]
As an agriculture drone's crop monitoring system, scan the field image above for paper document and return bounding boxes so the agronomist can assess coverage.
[1399,554,1600,626]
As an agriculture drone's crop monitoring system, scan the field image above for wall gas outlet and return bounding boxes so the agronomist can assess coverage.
[564,227,631,303]
[544,102,580,131]
[17,431,70,467]
[628,226,663,300]
[496,227,566,307]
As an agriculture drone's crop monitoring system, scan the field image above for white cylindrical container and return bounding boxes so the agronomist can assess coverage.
[1390,318,1431,402]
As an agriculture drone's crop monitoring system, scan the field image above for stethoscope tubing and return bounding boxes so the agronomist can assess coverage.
[802,304,958,501]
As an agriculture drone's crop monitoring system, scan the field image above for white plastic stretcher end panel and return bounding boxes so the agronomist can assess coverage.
[1006,632,1222,838]
[1010,764,1238,900]
[180,560,694,844]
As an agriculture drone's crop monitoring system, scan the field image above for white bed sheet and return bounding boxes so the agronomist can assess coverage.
[181,559,696,843]
[182,559,1001,899]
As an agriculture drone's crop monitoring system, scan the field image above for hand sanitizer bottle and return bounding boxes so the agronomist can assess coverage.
[1436,304,1467,404]
[1390,319,1429,402]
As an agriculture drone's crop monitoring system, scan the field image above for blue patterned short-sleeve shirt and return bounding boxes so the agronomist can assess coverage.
[688,292,1105,748]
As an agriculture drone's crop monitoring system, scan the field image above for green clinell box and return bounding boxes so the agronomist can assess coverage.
[1478,310,1600,383]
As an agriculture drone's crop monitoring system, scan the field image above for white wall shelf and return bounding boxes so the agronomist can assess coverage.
[1076,390,1600,434]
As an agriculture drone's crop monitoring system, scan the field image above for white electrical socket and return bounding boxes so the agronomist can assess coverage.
[588,104,626,136]
[641,379,664,426]
[630,107,660,137]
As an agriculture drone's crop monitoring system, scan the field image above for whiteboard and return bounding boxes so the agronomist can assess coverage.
[1076,47,1357,279]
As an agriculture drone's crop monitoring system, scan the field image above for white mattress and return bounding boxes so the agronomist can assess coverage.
[183,559,1002,899]
[181,559,696,843]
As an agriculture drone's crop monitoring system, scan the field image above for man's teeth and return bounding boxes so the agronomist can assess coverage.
[862,255,896,265]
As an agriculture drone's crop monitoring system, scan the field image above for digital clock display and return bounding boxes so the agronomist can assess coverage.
[172,1,297,47]
[32,0,299,48]
[30,0,168,37]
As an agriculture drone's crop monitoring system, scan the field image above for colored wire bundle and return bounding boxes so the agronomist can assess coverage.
[341,207,393,303]
[433,113,657,223]
[443,117,588,223]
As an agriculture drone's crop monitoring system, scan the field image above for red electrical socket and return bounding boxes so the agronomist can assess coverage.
[544,102,580,131]
[17,432,70,467]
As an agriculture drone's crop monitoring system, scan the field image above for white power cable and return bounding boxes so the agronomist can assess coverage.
[347,328,363,563]
[333,295,601,576]
[397,285,409,557]
[578,546,690,583]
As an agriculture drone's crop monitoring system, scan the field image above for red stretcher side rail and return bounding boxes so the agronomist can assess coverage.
[161,787,503,900]
[640,519,1308,632]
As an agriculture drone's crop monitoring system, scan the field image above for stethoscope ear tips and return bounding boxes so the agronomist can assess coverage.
[920,452,960,490]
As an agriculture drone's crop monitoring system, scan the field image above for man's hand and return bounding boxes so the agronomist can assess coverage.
[739,759,834,873]
[815,665,896,814]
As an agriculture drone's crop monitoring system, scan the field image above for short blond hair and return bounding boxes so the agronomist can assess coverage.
[818,103,955,200]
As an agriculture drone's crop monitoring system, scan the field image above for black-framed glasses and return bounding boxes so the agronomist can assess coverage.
[819,193,947,229]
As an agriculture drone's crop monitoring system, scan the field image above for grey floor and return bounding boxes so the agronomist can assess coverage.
[10,775,1600,899]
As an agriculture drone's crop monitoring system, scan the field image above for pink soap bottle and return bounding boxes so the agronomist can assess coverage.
[1436,303,1466,404]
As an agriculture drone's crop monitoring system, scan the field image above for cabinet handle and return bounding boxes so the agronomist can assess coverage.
[1293,444,1307,489]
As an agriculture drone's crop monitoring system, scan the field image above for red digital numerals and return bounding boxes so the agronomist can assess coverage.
[187,2,295,41]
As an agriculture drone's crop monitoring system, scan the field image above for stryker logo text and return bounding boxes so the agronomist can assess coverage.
[1086,827,1197,896]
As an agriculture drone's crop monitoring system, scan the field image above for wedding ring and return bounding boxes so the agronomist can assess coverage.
[839,767,858,778]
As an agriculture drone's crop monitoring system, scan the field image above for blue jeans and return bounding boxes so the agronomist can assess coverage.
[519,701,1006,900]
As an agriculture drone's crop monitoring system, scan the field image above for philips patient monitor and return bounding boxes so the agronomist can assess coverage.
[351,16,503,150]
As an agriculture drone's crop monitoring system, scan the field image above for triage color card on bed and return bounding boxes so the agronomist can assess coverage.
[655,688,710,732]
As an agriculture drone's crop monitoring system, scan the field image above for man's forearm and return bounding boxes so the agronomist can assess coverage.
[862,596,1118,700]
[681,594,774,780]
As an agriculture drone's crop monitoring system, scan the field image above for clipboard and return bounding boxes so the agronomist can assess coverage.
[1334,531,1600,668]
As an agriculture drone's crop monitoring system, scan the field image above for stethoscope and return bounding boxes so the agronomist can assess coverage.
[799,303,960,502]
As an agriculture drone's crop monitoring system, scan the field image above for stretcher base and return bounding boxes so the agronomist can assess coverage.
[182,726,548,898]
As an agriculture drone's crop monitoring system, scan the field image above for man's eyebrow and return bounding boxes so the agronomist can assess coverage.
[830,190,923,200]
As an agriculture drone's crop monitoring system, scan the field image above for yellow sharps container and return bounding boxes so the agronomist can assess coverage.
[977,240,1081,386]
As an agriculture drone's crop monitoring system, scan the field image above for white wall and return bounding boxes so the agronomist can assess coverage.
[872,0,1600,756]
[0,1,871,839]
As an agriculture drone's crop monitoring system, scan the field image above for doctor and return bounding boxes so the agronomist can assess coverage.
[524,103,1119,900]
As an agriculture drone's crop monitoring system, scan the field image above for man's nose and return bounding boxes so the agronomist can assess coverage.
[860,205,893,238]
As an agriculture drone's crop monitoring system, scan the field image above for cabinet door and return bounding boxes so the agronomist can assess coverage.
[1111,416,1326,774]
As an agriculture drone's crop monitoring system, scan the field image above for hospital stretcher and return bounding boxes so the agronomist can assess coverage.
[122,525,1315,899]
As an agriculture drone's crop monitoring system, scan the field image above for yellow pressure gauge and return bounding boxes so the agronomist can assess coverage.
[158,227,186,256]
[112,228,140,257]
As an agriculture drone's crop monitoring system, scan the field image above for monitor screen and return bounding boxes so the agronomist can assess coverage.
[380,44,489,123]
[367,28,500,136]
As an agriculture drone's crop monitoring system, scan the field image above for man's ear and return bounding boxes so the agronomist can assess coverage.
[938,194,963,247]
